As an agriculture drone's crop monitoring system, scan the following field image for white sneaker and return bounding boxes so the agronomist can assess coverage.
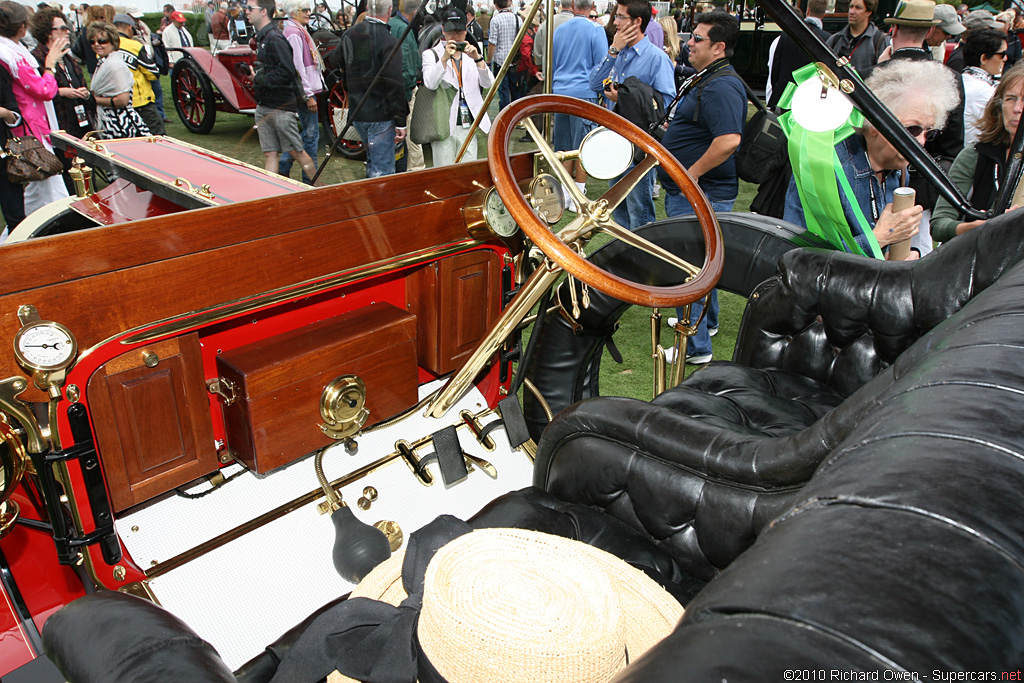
[663,346,677,363]
[667,316,679,327]
[709,327,718,337]
[686,352,713,365]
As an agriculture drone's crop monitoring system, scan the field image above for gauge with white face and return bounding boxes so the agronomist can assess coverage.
[484,187,519,237]
[14,321,78,372]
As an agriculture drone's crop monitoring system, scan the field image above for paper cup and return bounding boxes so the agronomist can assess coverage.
[888,187,915,261]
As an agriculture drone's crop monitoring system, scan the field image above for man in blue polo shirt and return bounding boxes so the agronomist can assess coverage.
[659,10,745,365]
[589,0,675,230]
[551,0,606,207]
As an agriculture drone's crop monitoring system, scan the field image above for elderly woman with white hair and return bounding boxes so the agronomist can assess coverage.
[783,59,961,260]
[278,0,325,183]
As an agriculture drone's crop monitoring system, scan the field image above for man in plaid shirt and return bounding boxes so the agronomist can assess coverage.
[488,0,523,109]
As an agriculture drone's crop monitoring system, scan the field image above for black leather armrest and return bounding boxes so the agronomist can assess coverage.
[43,591,236,683]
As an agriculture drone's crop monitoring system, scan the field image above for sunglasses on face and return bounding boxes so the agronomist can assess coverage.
[588,13,597,18]
[691,33,712,43]
[992,51,1008,59]
[905,124,940,141]
[90,38,109,45]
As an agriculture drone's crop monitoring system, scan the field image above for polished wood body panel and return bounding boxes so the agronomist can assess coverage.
[216,303,417,473]
[408,250,502,375]
[87,334,218,512]
[0,155,532,399]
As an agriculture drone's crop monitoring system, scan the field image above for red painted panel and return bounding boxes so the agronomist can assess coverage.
[71,179,186,225]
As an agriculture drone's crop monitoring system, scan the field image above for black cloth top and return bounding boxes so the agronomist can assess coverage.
[768,18,830,109]
[968,141,1008,212]
[31,47,94,138]
[340,18,409,126]
[253,22,301,111]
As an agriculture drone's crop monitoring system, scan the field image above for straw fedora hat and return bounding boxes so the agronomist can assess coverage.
[329,528,685,683]
[884,0,940,26]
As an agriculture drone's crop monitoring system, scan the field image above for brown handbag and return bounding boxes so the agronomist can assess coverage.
[2,135,63,184]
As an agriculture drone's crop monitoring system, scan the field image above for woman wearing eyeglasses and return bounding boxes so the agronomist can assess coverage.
[962,28,1007,146]
[0,0,69,215]
[87,22,150,139]
[783,59,960,260]
[29,6,93,189]
[932,63,1024,243]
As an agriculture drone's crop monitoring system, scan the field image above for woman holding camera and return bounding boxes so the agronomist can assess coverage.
[421,8,494,167]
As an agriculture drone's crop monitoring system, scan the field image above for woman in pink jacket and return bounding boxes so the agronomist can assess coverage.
[0,1,69,215]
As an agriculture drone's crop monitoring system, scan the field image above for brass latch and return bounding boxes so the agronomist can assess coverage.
[206,377,237,406]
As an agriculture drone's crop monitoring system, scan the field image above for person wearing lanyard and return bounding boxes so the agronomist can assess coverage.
[587,0,674,231]
[783,59,960,260]
[422,8,494,167]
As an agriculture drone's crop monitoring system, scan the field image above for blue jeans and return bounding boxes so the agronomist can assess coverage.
[279,104,320,183]
[494,63,523,110]
[553,103,598,153]
[353,120,395,177]
[152,78,165,120]
[665,193,734,356]
[611,166,655,231]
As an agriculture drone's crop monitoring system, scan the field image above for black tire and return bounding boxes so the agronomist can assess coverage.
[172,58,216,135]
[318,79,366,161]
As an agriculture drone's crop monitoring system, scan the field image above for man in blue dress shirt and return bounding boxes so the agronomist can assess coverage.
[589,0,675,230]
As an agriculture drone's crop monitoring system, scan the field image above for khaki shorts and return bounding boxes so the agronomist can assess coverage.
[254,105,304,154]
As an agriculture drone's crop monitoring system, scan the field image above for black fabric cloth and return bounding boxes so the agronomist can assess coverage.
[0,67,24,230]
[267,515,473,683]
[30,48,94,139]
[946,41,964,72]
[339,17,409,126]
[767,18,830,108]
[967,140,1007,212]
[70,28,99,74]
[253,21,301,111]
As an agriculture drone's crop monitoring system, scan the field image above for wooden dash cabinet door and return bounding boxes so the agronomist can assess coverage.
[409,250,500,375]
[88,333,217,512]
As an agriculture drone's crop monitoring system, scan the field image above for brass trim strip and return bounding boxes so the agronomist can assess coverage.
[145,449,405,580]
[119,239,481,346]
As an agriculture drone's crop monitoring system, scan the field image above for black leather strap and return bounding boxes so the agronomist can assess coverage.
[430,426,469,486]
[498,395,531,448]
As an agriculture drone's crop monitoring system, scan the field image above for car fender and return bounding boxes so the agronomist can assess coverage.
[177,46,257,111]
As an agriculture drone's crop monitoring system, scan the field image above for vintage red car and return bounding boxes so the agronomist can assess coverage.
[169,43,365,160]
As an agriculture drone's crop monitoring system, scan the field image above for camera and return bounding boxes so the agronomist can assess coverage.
[455,41,467,51]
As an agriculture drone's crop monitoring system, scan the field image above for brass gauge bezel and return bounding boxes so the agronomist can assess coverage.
[463,173,564,242]
[13,320,79,374]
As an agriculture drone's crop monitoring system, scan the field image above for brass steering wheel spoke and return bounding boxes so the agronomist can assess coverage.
[521,117,589,208]
[600,221,701,277]
[595,153,659,214]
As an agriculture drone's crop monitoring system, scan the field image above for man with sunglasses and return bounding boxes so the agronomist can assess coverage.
[658,10,745,366]
[245,0,321,184]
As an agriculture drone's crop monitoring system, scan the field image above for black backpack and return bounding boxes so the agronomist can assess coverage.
[735,99,786,185]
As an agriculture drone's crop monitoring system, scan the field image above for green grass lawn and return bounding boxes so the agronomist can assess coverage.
[55,76,761,404]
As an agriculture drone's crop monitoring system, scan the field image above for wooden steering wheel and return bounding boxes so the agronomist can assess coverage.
[488,94,724,308]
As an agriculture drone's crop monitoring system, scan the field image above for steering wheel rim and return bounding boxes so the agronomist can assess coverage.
[488,94,724,309]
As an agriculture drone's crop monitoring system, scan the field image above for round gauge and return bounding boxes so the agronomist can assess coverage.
[14,321,78,373]
[528,174,565,225]
[483,187,520,237]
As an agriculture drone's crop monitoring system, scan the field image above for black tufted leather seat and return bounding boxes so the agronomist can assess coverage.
[532,209,1024,591]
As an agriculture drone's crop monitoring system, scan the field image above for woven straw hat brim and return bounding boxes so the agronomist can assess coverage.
[339,528,684,683]
[884,0,940,25]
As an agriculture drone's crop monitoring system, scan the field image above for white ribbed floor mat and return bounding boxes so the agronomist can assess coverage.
[118,381,534,670]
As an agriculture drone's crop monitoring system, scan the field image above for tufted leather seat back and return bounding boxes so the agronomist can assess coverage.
[613,243,1024,681]
[735,213,1024,397]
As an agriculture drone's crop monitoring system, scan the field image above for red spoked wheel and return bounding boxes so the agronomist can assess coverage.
[171,58,216,135]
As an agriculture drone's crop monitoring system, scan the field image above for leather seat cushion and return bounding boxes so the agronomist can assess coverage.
[652,363,846,437]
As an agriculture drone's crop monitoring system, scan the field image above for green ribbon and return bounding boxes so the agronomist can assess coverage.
[778,64,883,259]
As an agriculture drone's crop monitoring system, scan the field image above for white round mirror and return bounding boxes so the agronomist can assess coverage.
[579,127,633,180]
[790,75,854,133]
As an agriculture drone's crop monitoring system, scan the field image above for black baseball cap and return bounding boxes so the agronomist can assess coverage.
[442,8,467,31]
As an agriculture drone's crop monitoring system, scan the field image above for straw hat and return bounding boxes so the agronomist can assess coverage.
[884,0,940,26]
[330,528,684,683]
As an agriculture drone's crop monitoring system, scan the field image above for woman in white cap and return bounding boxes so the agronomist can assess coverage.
[421,7,493,167]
